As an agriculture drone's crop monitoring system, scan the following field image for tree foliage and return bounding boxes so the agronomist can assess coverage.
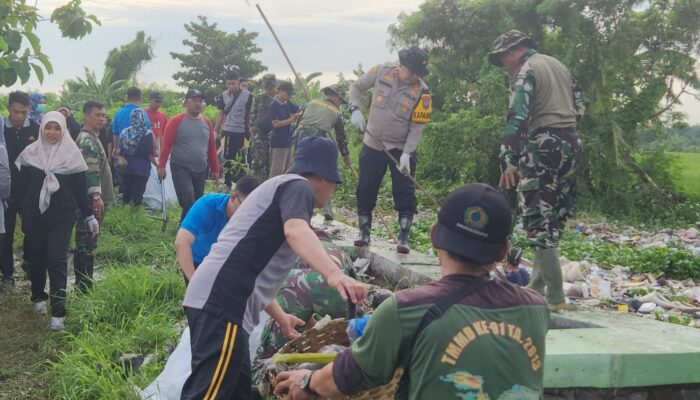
[389,0,700,215]
[0,0,99,86]
[170,16,266,99]
[61,68,126,110]
[104,31,154,83]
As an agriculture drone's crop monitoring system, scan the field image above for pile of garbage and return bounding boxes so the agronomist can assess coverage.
[575,222,700,255]
[559,258,700,328]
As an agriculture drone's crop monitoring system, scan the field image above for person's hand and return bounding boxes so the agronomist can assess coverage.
[57,107,72,118]
[209,169,219,181]
[157,167,166,181]
[327,270,366,305]
[274,370,315,399]
[278,313,305,340]
[398,152,411,175]
[85,215,100,238]
[499,171,518,189]
[350,110,366,132]
[343,154,352,168]
[111,148,120,160]
[91,196,105,222]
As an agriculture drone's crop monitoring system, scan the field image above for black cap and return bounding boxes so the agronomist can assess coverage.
[149,92,164,102]
[277,81,295,95]
[432,183,512,265]
[185,89,204,99]
[287,136,342,183]
[399,46,429,77]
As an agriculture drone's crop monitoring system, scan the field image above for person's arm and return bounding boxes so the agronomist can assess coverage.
[214,110,224,135]
[147,133,158,167]
[174,228,197,280]
[500,66,535,174]
[275,297,404,398]
[349,65,380,110]
[403,92,432,155]
[265,299,304,340]
[79,138,103,198]
[285,219,364,304]
[244,93,253,136]
[159,116,179,169]
[205,119,220,177]
[72,171,93,219]
[0,144,10,201]
[334,116,350,157]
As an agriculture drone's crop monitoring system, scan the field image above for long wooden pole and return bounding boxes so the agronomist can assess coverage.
[254,3,396,241]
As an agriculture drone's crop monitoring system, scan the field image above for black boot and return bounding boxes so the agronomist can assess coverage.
[354,213,372,247]
[74,253,94,293]
[397,214,414,254]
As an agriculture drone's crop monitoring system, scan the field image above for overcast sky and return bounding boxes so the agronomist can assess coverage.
[4,0,699,123]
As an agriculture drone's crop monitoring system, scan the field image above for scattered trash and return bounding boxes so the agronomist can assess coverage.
[638,302,657,314]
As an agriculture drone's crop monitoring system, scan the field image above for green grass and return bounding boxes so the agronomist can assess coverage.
[671,152,700,199]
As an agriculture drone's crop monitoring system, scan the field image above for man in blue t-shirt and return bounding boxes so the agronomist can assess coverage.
[269,81,301,178]
[175,175,262,284]
[111,87,151,160]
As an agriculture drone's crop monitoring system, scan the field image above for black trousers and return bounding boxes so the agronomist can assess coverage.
[171,163,207,222]
[181,307,251,400]
[1,201,30,278]
[26,220,74,318]
[222,131,246,186]
[356,145,417,215]
[121,174,149,206]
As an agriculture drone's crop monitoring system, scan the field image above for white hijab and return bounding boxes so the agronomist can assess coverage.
[16,111,88,213]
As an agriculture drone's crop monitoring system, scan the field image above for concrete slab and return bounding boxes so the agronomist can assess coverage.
[545,309,700,388]
[313,217,700,389]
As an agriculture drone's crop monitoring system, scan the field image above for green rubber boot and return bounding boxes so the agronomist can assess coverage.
[535,247,565,306]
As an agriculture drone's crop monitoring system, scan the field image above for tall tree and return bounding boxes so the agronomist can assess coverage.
[104,31,154,83]
[389,0,700,211]
[0,0,100,86]
[170,16,266,98]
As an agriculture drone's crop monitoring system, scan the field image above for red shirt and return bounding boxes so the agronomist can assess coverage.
[145,108,168,141]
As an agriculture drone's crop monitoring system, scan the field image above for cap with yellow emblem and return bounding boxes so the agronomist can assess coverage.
[432,183,512,265]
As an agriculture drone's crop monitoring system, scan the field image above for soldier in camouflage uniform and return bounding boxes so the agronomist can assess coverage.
[490,30,585,311]
[75,101,114,292]
[296,85,352,220]
[250,74,277,178]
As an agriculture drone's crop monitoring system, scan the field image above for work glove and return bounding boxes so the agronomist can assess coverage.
[398,152,411,175]
[350,110,366,132]
[85,215,100,238]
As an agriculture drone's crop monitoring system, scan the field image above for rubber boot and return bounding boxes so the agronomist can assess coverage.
[74,253,94,293]
[526,254,546,297]
[535,247,566,308]
[354,213,372,247]
[397,214,413,254]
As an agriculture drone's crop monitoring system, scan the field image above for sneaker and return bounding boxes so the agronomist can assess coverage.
[33,301,48,316]
[49,316,65,331]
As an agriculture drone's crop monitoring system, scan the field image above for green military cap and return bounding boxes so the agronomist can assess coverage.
[489,30,536,66]
[261,73,277,89]
[322,85,347,104]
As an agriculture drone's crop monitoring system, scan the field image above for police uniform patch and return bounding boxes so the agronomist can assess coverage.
[411,93,432,124]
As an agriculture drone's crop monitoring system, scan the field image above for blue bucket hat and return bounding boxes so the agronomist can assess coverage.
[288,136,342,184]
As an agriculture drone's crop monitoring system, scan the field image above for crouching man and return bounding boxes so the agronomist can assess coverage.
[275,183,549,399]
[181,136,366,399]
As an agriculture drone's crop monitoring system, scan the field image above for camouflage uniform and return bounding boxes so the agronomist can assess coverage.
[250,93,275,178]
[496,44,585,250]
[74,129,109,292]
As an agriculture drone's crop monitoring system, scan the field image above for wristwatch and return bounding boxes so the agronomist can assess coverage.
[300,371,318,396]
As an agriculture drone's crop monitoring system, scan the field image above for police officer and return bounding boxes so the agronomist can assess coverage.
[349,47,432,254]
[490,30,585,311]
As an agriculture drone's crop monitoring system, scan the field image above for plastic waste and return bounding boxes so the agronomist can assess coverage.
[346,316,371,342]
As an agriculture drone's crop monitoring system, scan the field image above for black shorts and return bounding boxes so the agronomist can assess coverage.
[181,307,251,400]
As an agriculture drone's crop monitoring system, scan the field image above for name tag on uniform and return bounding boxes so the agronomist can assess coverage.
[411,93,433,124]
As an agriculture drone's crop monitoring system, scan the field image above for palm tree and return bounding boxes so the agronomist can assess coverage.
[61,67,126,108]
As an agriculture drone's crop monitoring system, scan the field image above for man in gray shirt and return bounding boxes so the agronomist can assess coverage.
[158,89,220,221]
[214,71,253,188]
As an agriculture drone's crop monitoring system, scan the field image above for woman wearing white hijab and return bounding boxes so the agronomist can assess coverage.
[16,111,98,331]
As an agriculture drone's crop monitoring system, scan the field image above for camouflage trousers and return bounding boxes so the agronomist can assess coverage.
[75,210,98,256]
[251,131,271,179]
[518,128,582,250]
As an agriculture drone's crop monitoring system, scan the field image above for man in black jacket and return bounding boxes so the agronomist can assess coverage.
[1,91,39,287]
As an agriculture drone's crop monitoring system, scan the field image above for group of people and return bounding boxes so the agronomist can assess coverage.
[1,27,584,399]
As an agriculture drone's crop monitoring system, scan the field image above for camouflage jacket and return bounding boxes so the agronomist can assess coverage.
[501,49,585,173]
[76,129,109,197]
